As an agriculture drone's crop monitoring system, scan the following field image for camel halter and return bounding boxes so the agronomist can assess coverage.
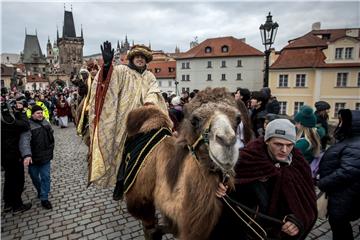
[187,116,212,155]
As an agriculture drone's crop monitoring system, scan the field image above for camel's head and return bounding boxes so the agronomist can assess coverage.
[182,88,241,174]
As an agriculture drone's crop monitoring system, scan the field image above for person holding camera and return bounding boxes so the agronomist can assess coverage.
[1,97,32,213]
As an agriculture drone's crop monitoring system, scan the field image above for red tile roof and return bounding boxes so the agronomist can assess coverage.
[176,36,263,59]
[271,28,360,69]
[147,60,176,79]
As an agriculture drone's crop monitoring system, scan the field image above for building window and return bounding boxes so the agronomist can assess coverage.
[294,102,304,114]
[182,87,190,93]
[355,103,360,111]
[236,73,242,80]
[168,80,172,87]
[40,83,43,88]
[221,61,226,68]
[334,103,346,117]
[295,74,306,87]
[186,75,190,81]
[158,81,162,87]
[205,46,212,53]
[186,62,190,69]
[237,60,242,67]
[335,48,343,59]
[181,75,186,81]
[336,73,348,87]
[221,74,226,81]
[345,47,353,59]
[279,101,287,115]
[181,62,186,69]
[278,74,288,87]
[207,61,212,68]
[358,72,360,87]
[1,80,4,87]
[221,45,229,53]
[207,74,212,81]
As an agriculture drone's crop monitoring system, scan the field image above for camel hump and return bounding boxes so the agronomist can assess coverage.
[126,105,173,137]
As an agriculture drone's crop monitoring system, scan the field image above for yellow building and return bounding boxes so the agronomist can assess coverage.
[269,25,360,120]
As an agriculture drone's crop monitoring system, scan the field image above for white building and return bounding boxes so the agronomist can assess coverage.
[175,36,264,93]
[25,75,49,91]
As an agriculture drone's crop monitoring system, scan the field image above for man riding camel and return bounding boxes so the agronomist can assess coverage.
[87,42,168,188]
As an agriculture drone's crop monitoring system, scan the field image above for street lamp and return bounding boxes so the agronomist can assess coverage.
[259,12,279,87]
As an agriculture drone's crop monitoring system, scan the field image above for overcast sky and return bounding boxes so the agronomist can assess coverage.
[1,1,359,56]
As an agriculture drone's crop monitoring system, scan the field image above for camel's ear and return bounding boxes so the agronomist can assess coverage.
[126,107,150,136]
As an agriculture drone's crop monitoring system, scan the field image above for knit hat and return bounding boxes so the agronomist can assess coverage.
[31,105,43,114]
[294,105,316,128]
[315,101,330,112]
[127,44,153,63]
[264,119,296,144]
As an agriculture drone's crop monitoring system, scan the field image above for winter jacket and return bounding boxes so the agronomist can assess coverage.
[19,118,55,165]
[318,110,360,219]
[1,111,29,165]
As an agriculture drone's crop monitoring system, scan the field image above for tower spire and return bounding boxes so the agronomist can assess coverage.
[81,24,83,38]
[25,27,27,35]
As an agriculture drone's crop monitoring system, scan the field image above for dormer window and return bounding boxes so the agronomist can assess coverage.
[155,68,161,73]
[221,45,229,53]
[205,46,212,53]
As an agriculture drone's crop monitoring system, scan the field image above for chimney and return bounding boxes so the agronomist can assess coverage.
[312,22,321,30]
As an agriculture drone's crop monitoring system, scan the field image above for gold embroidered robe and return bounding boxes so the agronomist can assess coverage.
[88,64,167,187]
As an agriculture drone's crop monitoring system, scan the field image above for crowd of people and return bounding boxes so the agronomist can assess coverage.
[1,41,359,240]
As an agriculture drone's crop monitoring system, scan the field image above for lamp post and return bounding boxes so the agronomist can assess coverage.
[259,12,279,87]
[174,80,179,96]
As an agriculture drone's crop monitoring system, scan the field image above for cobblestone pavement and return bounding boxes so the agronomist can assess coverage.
[1,124,359,240]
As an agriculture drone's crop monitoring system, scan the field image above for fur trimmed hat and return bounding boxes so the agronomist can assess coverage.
[127,44,153,63]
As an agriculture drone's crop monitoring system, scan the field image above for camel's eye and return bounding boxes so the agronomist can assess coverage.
[191,115,200,128]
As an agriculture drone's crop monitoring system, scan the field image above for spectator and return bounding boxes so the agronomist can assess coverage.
[56,94,70,128]
[169,96,184,131]
[314,101,331,150]
[19,105,55,210]
[1,98,32,213]
[235,87,251,108]
[213,119,317,239]
[294,105,322,163]
[318,109,360,240]
[249,91,267,137]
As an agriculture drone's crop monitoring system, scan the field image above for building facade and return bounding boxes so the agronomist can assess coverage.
[148,59,176,94]
[175,36,264,93]
[57,10,84,75]
[269,24,360,119]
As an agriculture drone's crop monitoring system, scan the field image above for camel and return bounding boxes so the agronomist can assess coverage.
[123,87,244,240]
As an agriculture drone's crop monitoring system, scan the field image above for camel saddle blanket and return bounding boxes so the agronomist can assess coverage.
[123,127,172,193]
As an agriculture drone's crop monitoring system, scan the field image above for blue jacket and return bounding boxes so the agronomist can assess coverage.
[318,110,360,219]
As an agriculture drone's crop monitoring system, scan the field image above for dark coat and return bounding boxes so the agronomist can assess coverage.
[211,138,317,240]
[251,107,267,137]
[1,111,29,165]
[19,118,55,165]
[318,110,360,220]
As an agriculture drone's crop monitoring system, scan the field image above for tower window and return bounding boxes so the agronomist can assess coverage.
[205,46,212,53]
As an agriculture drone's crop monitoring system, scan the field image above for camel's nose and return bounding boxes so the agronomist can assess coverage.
[215,133,236,146]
